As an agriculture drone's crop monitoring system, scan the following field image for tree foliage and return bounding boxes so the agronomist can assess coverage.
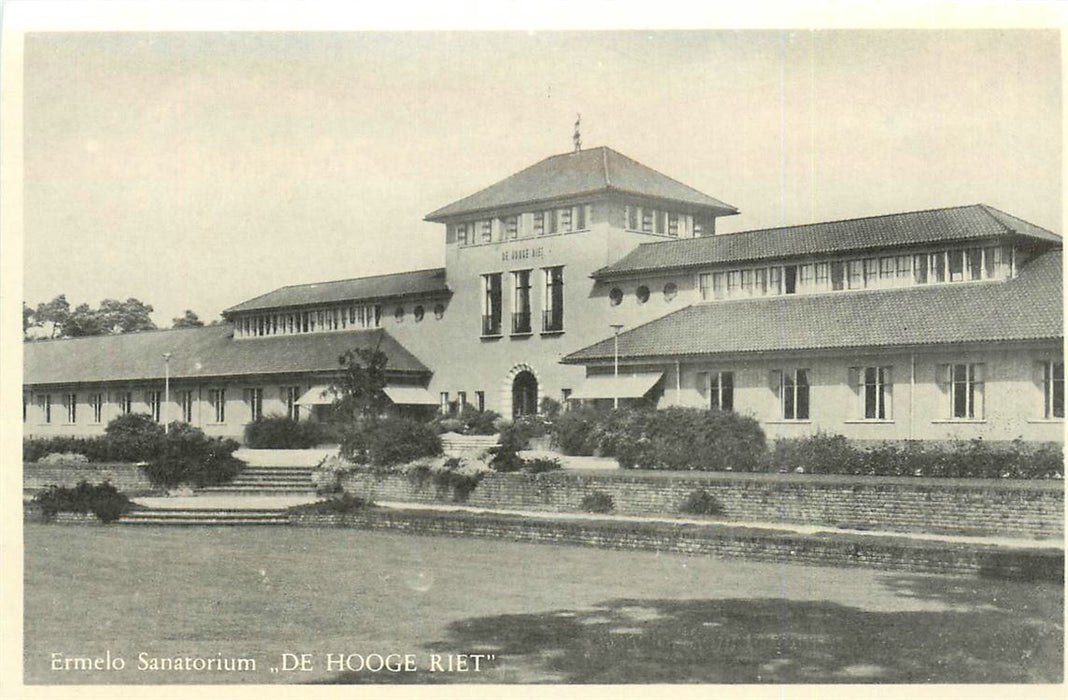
[332,345,389,422]
[27,295,157,338]
[171,309,205,328]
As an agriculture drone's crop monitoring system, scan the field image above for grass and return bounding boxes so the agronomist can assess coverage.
[24,523,1063,684]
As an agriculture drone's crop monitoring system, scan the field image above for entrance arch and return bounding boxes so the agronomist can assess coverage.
[502,363,541,419]
[512,371,538,418]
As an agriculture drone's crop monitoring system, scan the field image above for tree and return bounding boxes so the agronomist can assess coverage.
[172,310,205,328]
[27,295,157,338]
[23,303,37,339]
[332,345,389,422]
[34,294,70,338]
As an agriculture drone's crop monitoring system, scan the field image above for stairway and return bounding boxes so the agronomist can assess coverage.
[197,465,318,495]
[440,432,499,456]
[119,508,290,525]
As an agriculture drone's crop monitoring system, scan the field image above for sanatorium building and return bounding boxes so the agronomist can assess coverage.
[23,145,1065,443]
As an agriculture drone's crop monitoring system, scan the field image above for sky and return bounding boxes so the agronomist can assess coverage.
[20,28,1062,327]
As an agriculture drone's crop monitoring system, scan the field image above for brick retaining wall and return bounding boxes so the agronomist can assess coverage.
[340,470,1064,539]
[289,508,1064,580]
[23,463,155,493]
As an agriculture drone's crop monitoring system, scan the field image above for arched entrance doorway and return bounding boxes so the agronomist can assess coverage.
[511,370,538,418]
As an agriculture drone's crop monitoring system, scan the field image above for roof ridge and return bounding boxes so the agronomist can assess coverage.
[24,322,231,345]
[272,266,445,291]
[603,147,738,212]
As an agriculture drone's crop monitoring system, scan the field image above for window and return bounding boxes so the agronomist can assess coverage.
[895,256,911,285]
[783,265,798,294]
[245,388,263,422]
[560,207,573,232]
[414,305,425,322]
[641,208,653,233]
[475,391,485,412]
[609,287,623,306]
[929,251,946,283]
[774,369,810,420]
[180,390,194,423]
[512,270,532,334]
[482,273,502,335]
[40,394,52,423]
[667,212,679,237]
[704,371,734,411]
[434,303,445,320]
[967,247,983,281]
[89,393,104,424]
[542,266,564,332]
[117,391,132,416]
[627,205,639,230]
[282,386,301,421]
[939,363,984,419]
[576,204,587,231]
[457,391,467,410]
[879,257,895,285]
[440,392,449,415]
[454,223,469,246]
[831,261,846,291]
[851,366,892,420]
[147,390,162,422]
[394,307,404,323]
[948,249,965,282]
[209,388,226,423]
[847,260,864,290]
[635,285,650,304]
[663,283,677,301]
[480,220,493,243]
[1039,360,1064,419]
[504,215,519,240]
[64,393,77,423]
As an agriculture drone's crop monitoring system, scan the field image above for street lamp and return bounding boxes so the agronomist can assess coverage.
[162,353,172,433]
[610,324,624,409]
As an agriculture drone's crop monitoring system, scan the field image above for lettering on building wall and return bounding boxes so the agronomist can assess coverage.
[501,247,545,262]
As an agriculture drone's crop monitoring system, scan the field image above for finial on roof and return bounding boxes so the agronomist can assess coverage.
[573,113,581,152]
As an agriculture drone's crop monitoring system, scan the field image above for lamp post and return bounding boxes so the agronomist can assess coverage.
[610,324,624,409]
[162,353,172,433]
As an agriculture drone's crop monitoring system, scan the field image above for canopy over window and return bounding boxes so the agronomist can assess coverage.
[382,386,439,406]
[295,385,340,405]
[568,372,664,400]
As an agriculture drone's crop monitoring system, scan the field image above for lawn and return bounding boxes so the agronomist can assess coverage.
[23,523,1063,684]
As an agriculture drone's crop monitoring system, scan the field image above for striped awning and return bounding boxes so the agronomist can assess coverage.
[569,372,664,399]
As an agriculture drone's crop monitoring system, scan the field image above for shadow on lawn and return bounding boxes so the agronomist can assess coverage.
[320,577,1063,684]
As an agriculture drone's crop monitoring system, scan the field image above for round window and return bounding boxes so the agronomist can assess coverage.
[433,303,445,320]
[636,285,650,304]
[609,288,623,306]
[394,306,404,322]
[663,282,678,301]
[414,305,425,322]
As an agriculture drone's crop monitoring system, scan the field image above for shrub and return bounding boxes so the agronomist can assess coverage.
[104,413,166,462]
[539,396,562,419]
[579,491,614,513]
[140,423,242,488]
[244,415,325,449]
[679,489,723,516]
[287,493,374,515]
[25,437,111,463]
[37,452,90,465]
[551,406,601,455]
[462,408,502,436]
[311,455,355,495]
[771,432,855,474]
[522,457,563,474]
[31,481,133,523]
[405,456,488,502]
[609,407,766,471]
[341,418,442,467]
[488,425,527,472]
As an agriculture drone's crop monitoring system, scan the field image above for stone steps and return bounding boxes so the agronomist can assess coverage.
[440,433,499,455]
[202,464,317,495]
[119,509,290,525]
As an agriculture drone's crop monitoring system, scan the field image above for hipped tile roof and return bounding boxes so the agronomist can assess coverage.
[24,326,430,386]
[564,250,1063,363]
[425,146,738,221]
[224,268,448,315]
[594,204,1062,278]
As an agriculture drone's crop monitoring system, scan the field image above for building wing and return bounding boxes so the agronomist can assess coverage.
[565,249,1063,363]
[593,204,1062,279]
[24,326,430,386]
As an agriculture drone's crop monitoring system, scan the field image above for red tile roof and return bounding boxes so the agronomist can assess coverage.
[425,146,738,221]
[564,250,1063,363]
[24,326,430,386]
[594,204,1062,279]
[224,268,448,315]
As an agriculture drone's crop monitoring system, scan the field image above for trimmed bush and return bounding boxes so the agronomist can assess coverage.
[613,407,767,471]
[104,413,166,462]
[287,493,374,515]
[579,491,614,513]
[679,489,723,516]
[31,481,133,523]
[488,425,527,472]
[37,452,90,465]
[340,417,442,467]
[243,415,326,449]
[25,437,111,463]
[551,406,601,456]
[522,457,563,474]
[140,424,242,488]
